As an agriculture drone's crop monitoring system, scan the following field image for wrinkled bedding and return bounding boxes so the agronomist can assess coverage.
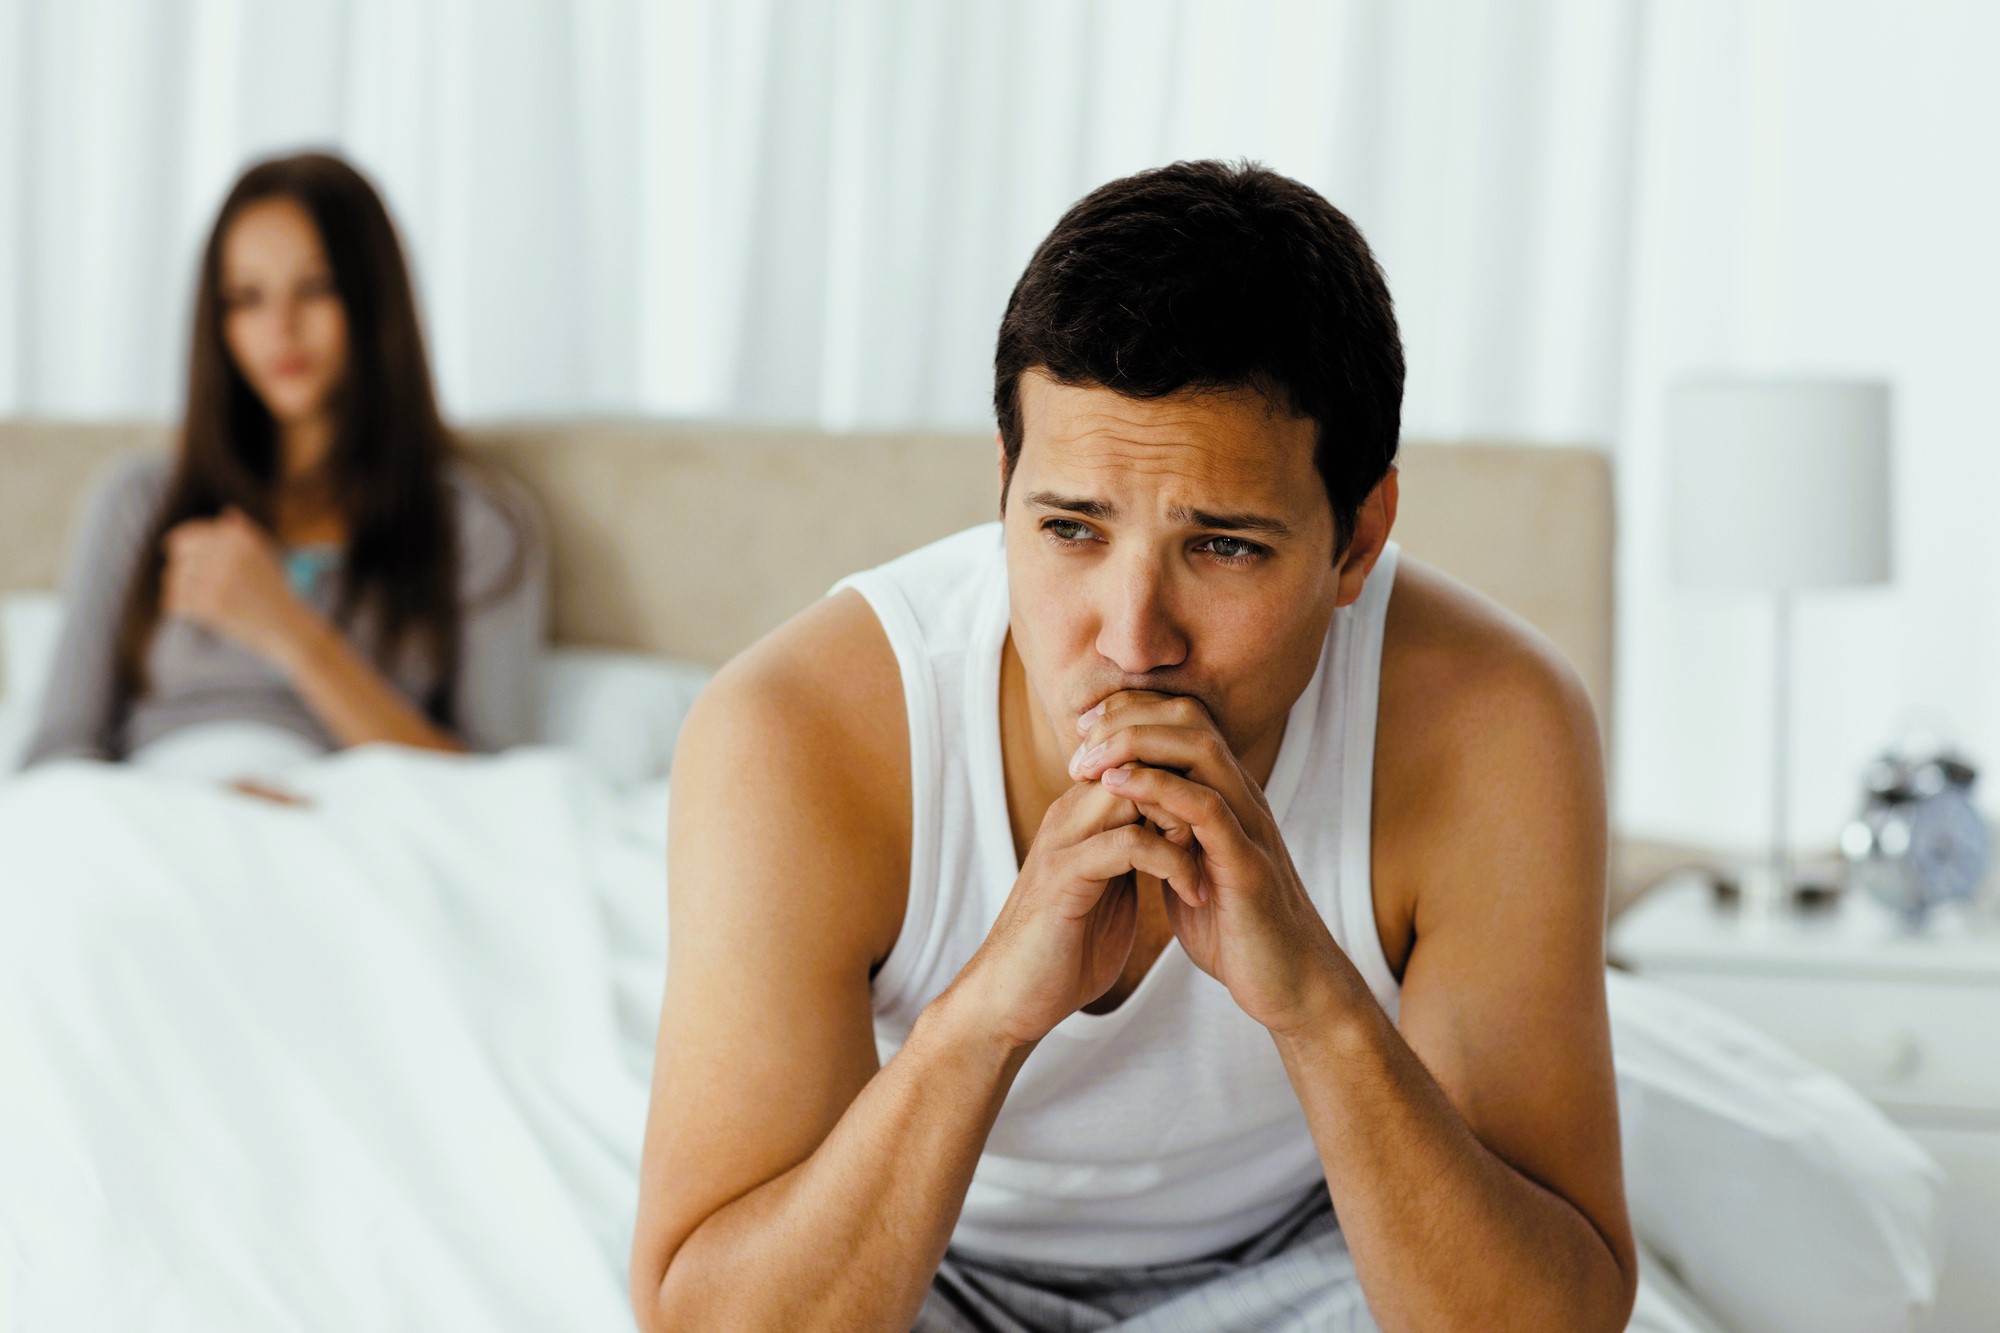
[0,748,667,1329]
[0,747,1917,1332]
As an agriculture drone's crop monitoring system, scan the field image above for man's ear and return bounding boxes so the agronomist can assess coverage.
[1333,467,1399,608]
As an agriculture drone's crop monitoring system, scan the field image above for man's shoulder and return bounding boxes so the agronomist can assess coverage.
[1369,556,1608,968]
[671,589,912,956]
[687,588,909,796]
[1378,553,1599,756]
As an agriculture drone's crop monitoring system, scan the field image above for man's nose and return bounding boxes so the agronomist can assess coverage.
[1094,559,1188,676]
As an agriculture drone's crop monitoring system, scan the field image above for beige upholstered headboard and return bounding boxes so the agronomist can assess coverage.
[0,419,1614,733]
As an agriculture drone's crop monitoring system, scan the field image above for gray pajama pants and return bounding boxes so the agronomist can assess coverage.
[914,1185,1381,1332]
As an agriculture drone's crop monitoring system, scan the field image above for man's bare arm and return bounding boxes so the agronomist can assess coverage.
[628,593,1006,1330]
[1277,582,1637,1331]
[630,592,1182,1330]
[644,975,1029,1331]
[1065,563,1636,1331]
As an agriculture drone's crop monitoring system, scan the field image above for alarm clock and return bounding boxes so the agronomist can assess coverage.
[1840,749,1992,924]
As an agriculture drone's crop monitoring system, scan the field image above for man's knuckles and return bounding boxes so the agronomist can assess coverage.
[1082,723,1220,776]
[1078,781,1140,828]
[1039,781,1138,845]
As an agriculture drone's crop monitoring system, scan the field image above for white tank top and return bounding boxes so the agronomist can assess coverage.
[832,523,1403,1268]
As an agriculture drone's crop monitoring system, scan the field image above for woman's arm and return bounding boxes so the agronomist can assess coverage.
[154,469,545,756]
[270,469,549,756]
[269,606,462,752]
[161,507,462,753]
[21,457,165,767]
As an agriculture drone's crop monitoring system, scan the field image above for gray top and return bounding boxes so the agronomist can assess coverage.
[22,452,548,765]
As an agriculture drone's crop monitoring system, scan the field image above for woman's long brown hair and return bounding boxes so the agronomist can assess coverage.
[113,152,464,720]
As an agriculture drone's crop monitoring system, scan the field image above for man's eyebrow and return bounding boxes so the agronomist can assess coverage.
[1024,492,1294,538]
[1024,491,1118,520]
[1167,504,1294,539]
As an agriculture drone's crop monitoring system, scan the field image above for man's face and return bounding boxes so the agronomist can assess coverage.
[1003,370,1358,760]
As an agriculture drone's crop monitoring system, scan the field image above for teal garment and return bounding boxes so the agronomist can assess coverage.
[283,544,341,598]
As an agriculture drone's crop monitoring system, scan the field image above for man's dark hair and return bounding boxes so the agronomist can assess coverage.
[994,160,1404,557]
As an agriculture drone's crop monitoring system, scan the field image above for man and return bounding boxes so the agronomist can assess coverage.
[631,161,1636,1331]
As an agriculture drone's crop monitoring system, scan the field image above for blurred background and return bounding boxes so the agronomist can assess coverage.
[3,0,1995,860]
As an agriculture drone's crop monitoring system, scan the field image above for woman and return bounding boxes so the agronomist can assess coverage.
[22,152,546,782]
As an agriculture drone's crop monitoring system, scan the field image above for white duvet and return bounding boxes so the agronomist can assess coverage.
[0,747,668,1330]
[0,746,1934,1332]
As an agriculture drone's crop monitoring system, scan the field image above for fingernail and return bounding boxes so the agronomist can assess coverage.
[1070,741,1107,777]
[1075,702,1105,734]
[1101,764,1130,787]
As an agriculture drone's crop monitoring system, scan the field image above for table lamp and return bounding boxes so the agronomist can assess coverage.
[1668,377,1893,904]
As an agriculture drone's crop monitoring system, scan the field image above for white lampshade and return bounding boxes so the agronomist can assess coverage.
[1668,378,1892,592]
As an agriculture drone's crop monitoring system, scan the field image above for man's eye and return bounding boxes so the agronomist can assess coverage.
[1044,519,1098,544]
[1199,535,1265,562]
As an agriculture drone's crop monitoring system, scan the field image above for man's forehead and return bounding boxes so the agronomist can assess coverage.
[1016,371,1319,500]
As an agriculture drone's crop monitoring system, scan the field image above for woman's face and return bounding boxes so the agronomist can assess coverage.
[219,196,349,428]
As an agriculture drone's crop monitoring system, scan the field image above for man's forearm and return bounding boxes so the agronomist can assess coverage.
[649,987,1027,1331]
[1274,987,1631,1333]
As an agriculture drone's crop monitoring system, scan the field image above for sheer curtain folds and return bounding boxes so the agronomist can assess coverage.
[4,0,1996,850]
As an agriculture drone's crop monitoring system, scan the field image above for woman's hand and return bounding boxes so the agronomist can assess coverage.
[161,507,318,667]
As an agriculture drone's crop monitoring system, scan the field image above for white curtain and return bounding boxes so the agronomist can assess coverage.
[3,0,1994,854]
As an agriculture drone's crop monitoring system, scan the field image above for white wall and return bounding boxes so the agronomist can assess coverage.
[1614,0,2000,853]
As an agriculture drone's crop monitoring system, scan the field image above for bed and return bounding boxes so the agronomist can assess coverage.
[0,420,1939,1331]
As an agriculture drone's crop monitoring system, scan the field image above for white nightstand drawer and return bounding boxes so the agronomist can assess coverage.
[1644,970,2000,1107]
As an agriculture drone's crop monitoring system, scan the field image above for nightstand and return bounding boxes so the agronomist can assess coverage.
[1611,875,2000,1332]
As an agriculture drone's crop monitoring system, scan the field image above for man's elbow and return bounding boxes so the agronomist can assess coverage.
[1566,1243,1639,1333]
[629,1241,679,1333]
[631,1248,742,1333]
[630,1286,664,1333]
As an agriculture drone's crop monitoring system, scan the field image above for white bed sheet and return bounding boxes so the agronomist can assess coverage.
[0,747,667,1329]
[1,749,1735,1331]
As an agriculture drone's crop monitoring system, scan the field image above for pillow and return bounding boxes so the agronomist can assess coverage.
[535,646,712,786]
[1608,968,1945,1333]
[0,591,65,771]
[0,702,29,772]
[1,590,64,711]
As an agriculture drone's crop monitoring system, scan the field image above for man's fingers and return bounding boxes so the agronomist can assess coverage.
[1064,823,1205,909]
[1074,688,1186,736]
[1075,689,1203,734]
[1045,775,1141,841]
[1072,722,1260,817]
[1100,764,1252,865]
